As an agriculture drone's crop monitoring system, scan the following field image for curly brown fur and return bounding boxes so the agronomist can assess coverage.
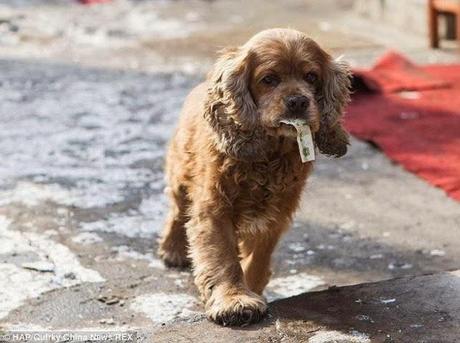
[316,59,352,157]
[157,28,351,326]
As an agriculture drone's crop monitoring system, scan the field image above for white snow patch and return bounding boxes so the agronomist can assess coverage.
[356,314,373,323]
[139,194,168,220]
[288,242,306,253]
[21,261,55,273]
[410,324,423,328]
[148,259,166,270]
[43,229,59,237]
[388,262,413,270]
[339,221,355,230]
[308,330,370,343]
[0,215,104,320]
[0,264,51,320]
[72,232,103,244]
[174,278,186,288]
[80,213,158,238]
[130,292,201,324]
[369,254,383,260]
[266,273,325,302]
[0,70,188,210]
[121,7,200,40]
[430,249,446,257]
[0,182,70,207]
[0,181,132,210]
[111,245,165,270]
[380,298,396,304]
[80,193,168,238]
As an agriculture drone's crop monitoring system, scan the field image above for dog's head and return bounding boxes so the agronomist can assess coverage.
[205,28,351,160]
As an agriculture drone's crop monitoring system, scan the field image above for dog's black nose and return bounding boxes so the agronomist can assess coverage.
[285,95,309,114]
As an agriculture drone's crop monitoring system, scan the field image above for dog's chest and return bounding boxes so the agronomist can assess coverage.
[224,156,311,232]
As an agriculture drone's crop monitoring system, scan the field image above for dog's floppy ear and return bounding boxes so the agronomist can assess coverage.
[316,58,352,158]
[206,47,257,126]
[205,47,264,160]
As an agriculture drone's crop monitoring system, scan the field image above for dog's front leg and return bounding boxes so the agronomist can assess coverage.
[240,228,284,295]
[186,211,267,326]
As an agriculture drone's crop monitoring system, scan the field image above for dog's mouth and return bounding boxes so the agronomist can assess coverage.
[265,122,298,138]
[278,122,299,136]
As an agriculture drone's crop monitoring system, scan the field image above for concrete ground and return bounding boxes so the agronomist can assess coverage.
[0,0,459,342]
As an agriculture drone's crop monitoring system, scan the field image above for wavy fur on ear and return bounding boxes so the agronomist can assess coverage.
[204,48,270,161]
[316,59,352,158]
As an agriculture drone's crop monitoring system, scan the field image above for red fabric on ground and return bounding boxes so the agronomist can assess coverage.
[346,52,460,201]
[353,51,451,93]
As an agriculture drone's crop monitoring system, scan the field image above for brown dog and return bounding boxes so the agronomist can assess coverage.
[158,28,351,326]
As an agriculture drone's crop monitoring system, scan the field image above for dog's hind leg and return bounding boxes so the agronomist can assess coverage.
[158,184,191,268]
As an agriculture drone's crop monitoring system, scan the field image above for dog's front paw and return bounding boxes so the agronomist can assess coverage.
[205,286,267,326]
[157,244,190,269]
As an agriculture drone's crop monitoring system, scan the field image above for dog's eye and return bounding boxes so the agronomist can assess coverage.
[261,75,280,86]
[304,72,318,84]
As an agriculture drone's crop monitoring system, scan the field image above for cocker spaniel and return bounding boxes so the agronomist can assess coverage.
[158,28,351,326]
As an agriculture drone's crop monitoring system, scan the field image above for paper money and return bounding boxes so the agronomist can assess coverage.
[280,119,316,163]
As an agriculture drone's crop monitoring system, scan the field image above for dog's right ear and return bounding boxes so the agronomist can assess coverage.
[204,47,260,158]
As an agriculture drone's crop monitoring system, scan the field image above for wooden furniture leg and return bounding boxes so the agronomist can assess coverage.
[429,0,440,48]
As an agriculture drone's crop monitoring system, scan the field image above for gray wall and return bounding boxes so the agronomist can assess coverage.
[354,0,428,36]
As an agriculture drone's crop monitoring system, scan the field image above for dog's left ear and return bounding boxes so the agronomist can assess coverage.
[316,58,352,158]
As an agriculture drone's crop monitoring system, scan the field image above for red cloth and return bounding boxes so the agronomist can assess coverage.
[353,51,450,93]
[346,52,460,201]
